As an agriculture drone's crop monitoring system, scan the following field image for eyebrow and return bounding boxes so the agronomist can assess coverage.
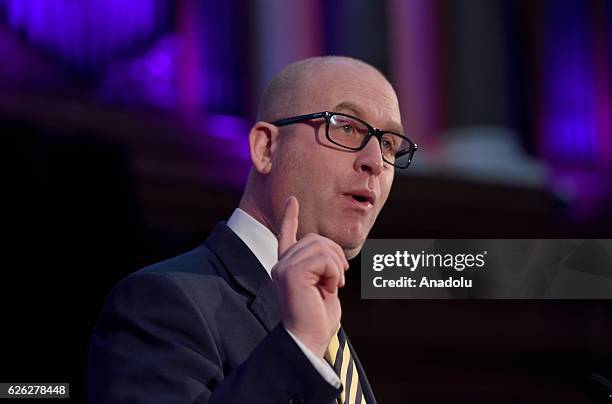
[333,101,404,134]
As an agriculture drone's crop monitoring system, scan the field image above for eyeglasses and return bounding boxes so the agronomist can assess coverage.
[271,111,418,169]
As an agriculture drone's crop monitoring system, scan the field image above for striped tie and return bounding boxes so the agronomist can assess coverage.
[325,326,365,404]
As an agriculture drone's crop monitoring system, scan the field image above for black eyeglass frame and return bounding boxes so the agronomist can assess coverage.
[271,111,418,169]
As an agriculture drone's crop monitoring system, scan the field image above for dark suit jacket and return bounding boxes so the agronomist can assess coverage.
[86,222,376,403]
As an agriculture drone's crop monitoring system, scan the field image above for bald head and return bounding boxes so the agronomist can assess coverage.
[257,56,394,123]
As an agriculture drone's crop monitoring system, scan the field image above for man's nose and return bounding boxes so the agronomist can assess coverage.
[354,135,384,175]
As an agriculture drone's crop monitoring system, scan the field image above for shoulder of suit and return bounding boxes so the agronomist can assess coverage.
[108,243,232,309]
[135,243,223,279]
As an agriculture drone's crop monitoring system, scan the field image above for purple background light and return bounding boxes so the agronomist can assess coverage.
[540,0,597,165]
[0,0,169,72]
[539,0,612,216]
[0,0,609,214]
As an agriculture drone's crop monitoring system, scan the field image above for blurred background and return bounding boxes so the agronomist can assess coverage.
[1,0,611,402]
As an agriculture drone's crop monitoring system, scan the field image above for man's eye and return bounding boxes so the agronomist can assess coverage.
[341,124,354,133]
[381,139,394,150]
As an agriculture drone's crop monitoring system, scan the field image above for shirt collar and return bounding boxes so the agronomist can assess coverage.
[226,208,278,277]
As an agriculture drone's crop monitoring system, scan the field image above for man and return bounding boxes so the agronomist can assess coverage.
[86,56,417,403]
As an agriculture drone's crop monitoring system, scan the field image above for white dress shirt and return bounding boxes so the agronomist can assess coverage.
[226,208,341,388]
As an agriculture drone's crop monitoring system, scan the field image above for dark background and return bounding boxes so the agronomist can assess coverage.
[1,0,611,402]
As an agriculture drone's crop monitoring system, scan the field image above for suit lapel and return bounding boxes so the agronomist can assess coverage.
[207,222,376,402]
[205,222,280,332]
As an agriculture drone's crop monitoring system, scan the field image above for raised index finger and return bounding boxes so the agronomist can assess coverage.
[277,195,299,257]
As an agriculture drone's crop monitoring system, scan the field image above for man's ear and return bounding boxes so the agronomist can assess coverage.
[249,121,279,174]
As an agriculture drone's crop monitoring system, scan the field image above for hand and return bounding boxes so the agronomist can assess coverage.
[272,196,349,358]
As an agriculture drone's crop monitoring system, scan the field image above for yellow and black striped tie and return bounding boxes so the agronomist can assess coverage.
[325,326,365,404]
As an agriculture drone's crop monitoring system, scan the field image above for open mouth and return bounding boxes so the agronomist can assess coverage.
[344,191,375,209]
[351,194,369,203]
[342,189,375,209]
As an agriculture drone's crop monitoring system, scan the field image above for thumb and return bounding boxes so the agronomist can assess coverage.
[277,196,299,257]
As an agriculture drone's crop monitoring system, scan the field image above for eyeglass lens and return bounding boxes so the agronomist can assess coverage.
[328,114,411,166]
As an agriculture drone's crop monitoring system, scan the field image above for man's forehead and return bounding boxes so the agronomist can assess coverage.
[333,100,404,134]
[303,70,402,132]
[258,56,401,123]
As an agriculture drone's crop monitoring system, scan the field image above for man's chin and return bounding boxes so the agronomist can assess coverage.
[319,222,369,257]
[344,245,362,260]
[336,234,366,260]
